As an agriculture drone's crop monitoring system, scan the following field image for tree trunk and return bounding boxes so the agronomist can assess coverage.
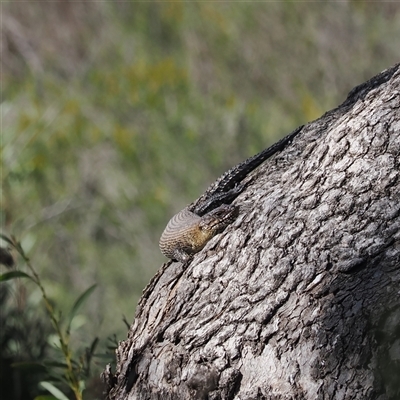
[104,63,400,400]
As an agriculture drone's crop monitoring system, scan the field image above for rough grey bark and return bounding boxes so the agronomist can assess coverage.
[105,64,400,400]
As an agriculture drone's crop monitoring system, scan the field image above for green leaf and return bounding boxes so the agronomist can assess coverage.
[89,337,99,356]
[0,233,14,246]
[39,382,69,400]
[78,380,86,393]
[66,283,97,335]
[43,360,69,369]
[34,396,59,400]
[0,270,35,282]
[45,372,67,385]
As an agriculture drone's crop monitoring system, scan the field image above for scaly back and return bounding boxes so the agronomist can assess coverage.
[159,208,201,260]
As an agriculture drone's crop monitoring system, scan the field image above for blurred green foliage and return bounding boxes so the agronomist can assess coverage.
[1,1,399,398]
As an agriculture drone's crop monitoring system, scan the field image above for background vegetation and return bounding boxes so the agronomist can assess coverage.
[1,1,399,399]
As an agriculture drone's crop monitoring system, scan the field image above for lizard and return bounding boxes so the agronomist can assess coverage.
[159,124,304,263]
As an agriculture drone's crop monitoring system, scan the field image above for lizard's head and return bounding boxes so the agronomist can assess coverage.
[198,204,239,234]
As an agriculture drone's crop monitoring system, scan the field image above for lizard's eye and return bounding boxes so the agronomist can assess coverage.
[198,220,208,230]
